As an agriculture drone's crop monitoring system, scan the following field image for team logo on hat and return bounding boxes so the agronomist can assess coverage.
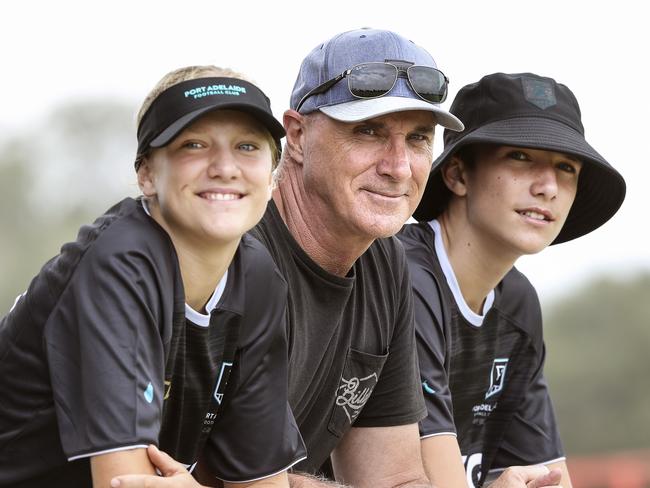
[522,77,556,109]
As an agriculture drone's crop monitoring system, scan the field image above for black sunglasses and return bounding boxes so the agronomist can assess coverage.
[296,62,449,113]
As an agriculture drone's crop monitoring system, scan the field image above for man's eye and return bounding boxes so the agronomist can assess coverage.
[356,126,377,136]
[409,133,429,142]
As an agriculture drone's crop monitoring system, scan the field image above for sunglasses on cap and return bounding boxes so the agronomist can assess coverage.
[296,62,449,113]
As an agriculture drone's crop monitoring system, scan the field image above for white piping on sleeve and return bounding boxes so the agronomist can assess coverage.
[68,444,150,461]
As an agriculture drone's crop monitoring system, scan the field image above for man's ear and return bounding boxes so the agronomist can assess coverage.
[137,158,157,197]
[282,109,305,166]
[441,155,468,197]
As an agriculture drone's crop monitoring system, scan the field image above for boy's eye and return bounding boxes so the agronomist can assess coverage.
[557,161,578,174]
[507,150,529,161]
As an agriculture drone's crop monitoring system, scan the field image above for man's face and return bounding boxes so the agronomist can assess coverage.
[300,110,436,241]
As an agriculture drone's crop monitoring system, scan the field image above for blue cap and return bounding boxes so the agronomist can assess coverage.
[290,28,463,131]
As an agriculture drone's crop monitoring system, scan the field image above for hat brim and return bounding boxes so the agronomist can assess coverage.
[414,117,626,244]
[319,96,464,132]
[150,102,285,148]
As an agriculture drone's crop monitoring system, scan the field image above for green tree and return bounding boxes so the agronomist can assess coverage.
[544,273,650,455]
[0,97,136,313]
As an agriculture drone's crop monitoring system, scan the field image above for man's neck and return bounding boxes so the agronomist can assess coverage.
[273,169,373,277]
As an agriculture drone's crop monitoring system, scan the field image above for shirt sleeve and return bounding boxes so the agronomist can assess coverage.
[353,244,427,428]
[412,270,456,437]
[202,273,307,483]
[43,234,173,460]
[491,343,565,468]
[398,224,455,437]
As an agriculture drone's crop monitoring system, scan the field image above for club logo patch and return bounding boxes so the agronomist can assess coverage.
[213,362,233,404]
[335,373,378,423]
[522,77,556,109]
[485,358,508,399]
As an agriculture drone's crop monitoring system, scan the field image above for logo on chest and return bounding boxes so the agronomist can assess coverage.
[485,358,509,399]
[335,373,378,423]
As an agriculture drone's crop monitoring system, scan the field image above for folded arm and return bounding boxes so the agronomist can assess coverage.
[331,424,432,488]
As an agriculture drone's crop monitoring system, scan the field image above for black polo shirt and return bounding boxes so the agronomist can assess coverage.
[0,197,305,487]
[398,221,564,488]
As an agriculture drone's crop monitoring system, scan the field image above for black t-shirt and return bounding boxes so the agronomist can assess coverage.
[398,221,564,488]
[249,201,426,473]
[0,197,305,487]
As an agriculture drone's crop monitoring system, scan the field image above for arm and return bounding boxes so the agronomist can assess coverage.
[91,448,156,487]
[487,466,562,488]
[111,445,290,488]
[288,473,347,487]
[420,435,467,488]
[44,225,172,467]
[545,461,572,488]
[331,424,432,488]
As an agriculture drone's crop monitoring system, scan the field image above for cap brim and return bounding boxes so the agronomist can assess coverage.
[150,103,285,148]
[319,96,464,131]
[414,117,626,244]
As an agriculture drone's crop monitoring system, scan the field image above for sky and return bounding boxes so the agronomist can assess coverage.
[1,0,648,304]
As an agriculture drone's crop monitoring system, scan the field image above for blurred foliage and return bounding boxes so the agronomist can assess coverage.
[543,273,650,455]
[0,97,137,312]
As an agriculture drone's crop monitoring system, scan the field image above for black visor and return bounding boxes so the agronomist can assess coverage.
[135,77,284,169]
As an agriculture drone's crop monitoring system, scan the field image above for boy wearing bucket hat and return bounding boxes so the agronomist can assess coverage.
[398,72,626,488]
[0,65,306,487]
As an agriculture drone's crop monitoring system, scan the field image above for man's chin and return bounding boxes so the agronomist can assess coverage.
[364,215,409,239]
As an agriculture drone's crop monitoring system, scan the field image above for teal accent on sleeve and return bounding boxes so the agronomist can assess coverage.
[144,382,154,403]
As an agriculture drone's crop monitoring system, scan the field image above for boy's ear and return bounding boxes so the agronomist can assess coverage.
[137,158,157,197]
[441,155,468,197]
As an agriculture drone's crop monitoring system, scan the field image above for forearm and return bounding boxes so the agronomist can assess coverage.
[91,448,157,487]
[288,473,348,488]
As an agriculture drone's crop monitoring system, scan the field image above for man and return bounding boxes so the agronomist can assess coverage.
[112,30,564,488]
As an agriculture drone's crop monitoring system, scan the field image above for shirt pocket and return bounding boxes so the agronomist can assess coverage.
[327,348,388,438]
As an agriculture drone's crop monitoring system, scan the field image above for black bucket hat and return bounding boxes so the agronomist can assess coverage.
[413,72,626,244]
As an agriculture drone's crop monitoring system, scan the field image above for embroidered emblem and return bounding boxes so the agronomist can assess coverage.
[485,358,509,399]
[213,362,233,404]
[522,77,556,109]
[335,373,378,423]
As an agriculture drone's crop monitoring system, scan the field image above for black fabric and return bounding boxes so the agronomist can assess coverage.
[398,223,564,488]
[135,77,284,167]
[249,201,426,473]
[414,72,626,244]
[0,197,305,486]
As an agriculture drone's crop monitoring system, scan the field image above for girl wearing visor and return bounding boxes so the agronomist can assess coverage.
[0,66,305,487]
[398,73,626,488]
